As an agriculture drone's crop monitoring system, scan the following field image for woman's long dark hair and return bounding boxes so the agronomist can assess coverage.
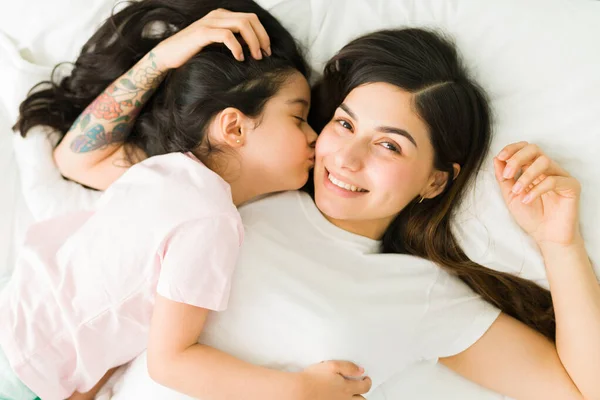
[309,29,555,341]
[14,0,309,159]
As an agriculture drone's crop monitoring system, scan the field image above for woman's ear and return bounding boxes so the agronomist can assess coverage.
[422,163,462,200]
[452,163,461,180]
[215,107,248,147]
[422,170,448,199]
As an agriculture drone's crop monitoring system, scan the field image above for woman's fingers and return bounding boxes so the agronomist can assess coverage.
[218,17,263,59]
[500,143,540,180]
[208,28,245,61]
[159,9,272,67]
[494,142,580,204]
[521,175,579,204]
[511,155,551,194]
[239,12,271,55]
[210,10,271,59]
[497,142,569,182]
[496,141,528,162]
[493,157,517,202]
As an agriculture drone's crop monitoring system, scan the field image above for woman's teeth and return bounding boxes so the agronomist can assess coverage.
[327,173,367,192]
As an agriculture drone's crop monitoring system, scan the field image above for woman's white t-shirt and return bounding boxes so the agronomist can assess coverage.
[114,190,501,398]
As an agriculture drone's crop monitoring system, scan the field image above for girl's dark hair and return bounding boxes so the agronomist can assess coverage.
[309,29,555,341]
[14,0,309,158]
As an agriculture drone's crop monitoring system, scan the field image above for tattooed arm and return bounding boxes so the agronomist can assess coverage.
[53,9,271,190]
[53,52,163,190]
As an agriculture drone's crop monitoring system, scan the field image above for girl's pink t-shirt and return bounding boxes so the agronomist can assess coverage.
[0,153,243,400]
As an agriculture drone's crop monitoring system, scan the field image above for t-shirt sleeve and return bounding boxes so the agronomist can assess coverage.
[156,215,243,311]
[413,270,502,360]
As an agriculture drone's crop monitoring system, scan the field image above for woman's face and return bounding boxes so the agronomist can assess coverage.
[313,82,443,239]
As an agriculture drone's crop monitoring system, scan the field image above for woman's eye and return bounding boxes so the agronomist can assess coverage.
[294,116,306,124]
[381,142,401,153]
[336,119,352,130]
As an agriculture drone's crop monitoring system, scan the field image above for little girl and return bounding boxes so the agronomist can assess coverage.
[0,2,369,400]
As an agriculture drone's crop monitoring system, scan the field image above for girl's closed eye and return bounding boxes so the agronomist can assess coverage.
[294,116,307,125]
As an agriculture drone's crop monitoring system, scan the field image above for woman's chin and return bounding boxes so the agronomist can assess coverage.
[314,194,353,221]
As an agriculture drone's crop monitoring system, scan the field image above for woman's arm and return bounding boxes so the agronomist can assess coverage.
[440,312,583,399]
[53,51,160,189]
[54,9,272,190]
[540,240,600,398]
[441,250,599,400]
[441,243,599,399]
[442,143,600,399]
[147,295,372,400]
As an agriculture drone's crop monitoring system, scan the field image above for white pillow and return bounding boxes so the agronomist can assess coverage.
[0,0,120,67]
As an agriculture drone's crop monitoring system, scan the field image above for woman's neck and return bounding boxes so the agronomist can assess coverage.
[321,212,391,241]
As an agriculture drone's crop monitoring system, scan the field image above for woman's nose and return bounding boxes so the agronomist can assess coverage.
[334,139,365,172]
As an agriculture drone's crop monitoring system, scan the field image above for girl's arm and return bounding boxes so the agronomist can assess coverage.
[67,368,118,400]
[147,295,372,400]
[442,143,600,399]
[54,8,272,190]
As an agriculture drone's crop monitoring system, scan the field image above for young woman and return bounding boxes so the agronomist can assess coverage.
[12,1,600,399]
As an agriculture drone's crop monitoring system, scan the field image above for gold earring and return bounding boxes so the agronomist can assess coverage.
[236,139,241,143]
[419,196,425,204]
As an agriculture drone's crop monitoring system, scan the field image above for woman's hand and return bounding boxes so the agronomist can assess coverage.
[298,360,372,400]
[153,8,272,69]
[493,142,582,247]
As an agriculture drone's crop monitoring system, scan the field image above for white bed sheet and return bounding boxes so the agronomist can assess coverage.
[1,0,599,398]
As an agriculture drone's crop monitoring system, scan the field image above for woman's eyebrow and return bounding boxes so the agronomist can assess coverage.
[377,126,418,148]
[339,103,357,120]
[339,103,418,148]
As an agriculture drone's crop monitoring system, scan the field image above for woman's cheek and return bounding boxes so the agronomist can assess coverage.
[315,128,337,158]
[374,163,412,193]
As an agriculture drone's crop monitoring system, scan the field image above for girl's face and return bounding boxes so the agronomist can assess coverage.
[314,82,445,239]
[242,72,317,192]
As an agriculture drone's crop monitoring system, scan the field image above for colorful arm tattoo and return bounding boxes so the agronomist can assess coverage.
[69,52,164,153]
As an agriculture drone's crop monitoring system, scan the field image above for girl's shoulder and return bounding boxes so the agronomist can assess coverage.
[106,152,237,217]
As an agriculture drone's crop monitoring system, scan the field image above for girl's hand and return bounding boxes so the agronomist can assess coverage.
[153,8,271,69]
[298,360,372,400]
[494,142,582,247]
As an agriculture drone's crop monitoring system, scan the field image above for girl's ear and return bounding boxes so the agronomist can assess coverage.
[215,107,248,147]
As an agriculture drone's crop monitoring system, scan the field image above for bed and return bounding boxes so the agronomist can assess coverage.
[1,0,599,398]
